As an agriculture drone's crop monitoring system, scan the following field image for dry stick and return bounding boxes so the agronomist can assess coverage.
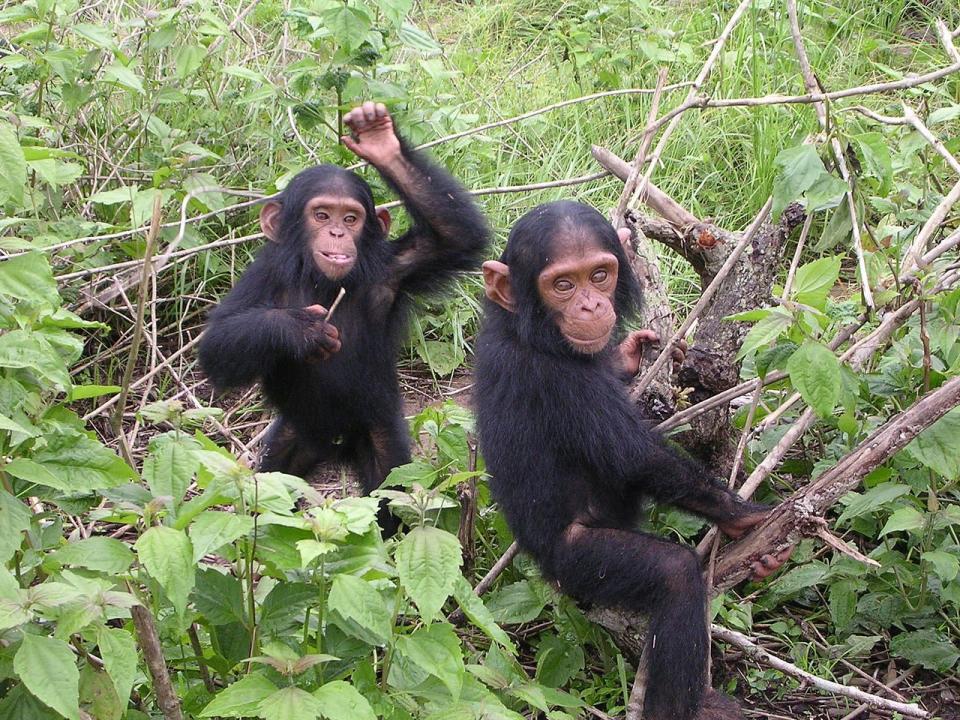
[614,68,669,222]
[781,213,814,299]
[111,196,162,464]
[131,604,184,720]
[900,176,960,278]
[839,667,916,720]
[632,198,773,400]
[787,0,873,307]
[902,104,960,175]
[936,19,960,63]
[447,541,520,625]
[711,625,929,719]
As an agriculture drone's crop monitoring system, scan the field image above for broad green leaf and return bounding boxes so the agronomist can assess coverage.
[828,579,858,629]
[101,62,145,94]
[928,105,960,125]
[771,144,828,219]
[193,568,246,626]
[200,674,279,717]
[71,24,117,49]
[890,630,960,673]
[384,460,439,489]
[0,252,58,307]
[786,342,840,417]
[6,432,135,492]
[396,525,462,622]
[0,121,26,207]
[395,623,465,700]
[174,45,206,80]
[804,174,847,212]
[922,550,959,582]
[815,201,852,251]
[879,506,925,536]
[0,412,36,437]
[88,185,139,206]
[190,511,254,562]
[418,340,464,376]
[298,539,336,567]
[143,435,200,510]
[96,627,137,710]
[258,582,315,636]
[852,132,893,194]
[837,483,912,525]
[79,665,122,720]
[372,0,412,26]
[327,574,391,646]
[0,490,30,563]
[259,686,324,720]
[534,633,584,688]
[906,407,960,480]
[771,561,829,598]
[53,537,134,574]
[398,22,440,52]
[313,680,376,720]
[736,309,792,359]
[135,526,195,616]
[65,384,120,401]
[0,329,70,388]
[14,635,80,720]
[323,5,371,51]
[486,580,547,624]
[452,576,515,652]
[0,685,61,720]
[791,256,841,309]
[220,65,267,83]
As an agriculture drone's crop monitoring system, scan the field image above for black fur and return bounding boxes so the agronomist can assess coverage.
[200,137,489,533]
[474,201,761,720]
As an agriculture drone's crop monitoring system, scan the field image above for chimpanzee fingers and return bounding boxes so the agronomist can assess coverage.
[374,102,388,118]
[362,100,377,121]
[303,304,329,319]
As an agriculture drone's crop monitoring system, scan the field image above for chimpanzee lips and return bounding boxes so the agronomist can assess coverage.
[319,251,355,265]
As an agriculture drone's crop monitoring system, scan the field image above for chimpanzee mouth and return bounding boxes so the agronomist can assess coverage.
[319,251,355,265]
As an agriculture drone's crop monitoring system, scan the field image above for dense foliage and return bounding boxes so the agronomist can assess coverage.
[0,0,959,718]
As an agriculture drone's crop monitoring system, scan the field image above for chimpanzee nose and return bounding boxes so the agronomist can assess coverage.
[578,290,602,312]
[330,226,344,237]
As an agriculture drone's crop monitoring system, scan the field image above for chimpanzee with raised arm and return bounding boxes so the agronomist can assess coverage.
[200,102,489,533]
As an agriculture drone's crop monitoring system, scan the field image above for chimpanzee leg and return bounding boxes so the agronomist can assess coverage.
[355,412,411,536]
[259,416,326,476]
[554,525,708,720]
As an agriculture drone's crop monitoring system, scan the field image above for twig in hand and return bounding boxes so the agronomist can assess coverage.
[325,287,347,321]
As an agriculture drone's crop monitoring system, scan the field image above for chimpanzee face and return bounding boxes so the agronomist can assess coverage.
[536,237,619,354]
[302,194,366,280]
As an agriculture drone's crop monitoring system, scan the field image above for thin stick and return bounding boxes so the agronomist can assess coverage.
[711,625,929,718]
[131,604,185,720]
[325,287,347,321]
[781,213,813,299]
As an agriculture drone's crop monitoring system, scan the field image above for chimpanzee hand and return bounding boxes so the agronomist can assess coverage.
[341,102,402,168]
[618,329,687,378]
[749,546,793,580]
[301,304,341,361]
[716,506,794,581]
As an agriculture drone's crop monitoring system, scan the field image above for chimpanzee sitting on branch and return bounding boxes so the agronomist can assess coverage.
[474,201,788,720]
[200,103,489,533]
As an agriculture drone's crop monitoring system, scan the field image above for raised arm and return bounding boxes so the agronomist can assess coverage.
[199,257,339,390]
[341,102,489,296]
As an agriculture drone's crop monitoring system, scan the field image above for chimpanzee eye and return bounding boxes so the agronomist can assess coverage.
[314,210,329,221]
[554,279,574,293]
[344,214,358,225]
[591,269,609,283]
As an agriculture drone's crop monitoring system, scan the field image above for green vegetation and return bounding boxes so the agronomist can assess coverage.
[0,0,959,718]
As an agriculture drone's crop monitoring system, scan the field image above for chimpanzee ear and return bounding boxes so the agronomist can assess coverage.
[616,227,632,248]
[260,201,283,243]
[482,260,515,312]
[376,207,392,236]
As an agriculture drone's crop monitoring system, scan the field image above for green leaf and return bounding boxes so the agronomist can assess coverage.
[6,432,135,492]
[0,329,70,388]
[327,574,391,646]
[101,62,145,94]
[189,511,254,562]
[372,0,412,26]
[879,506,925,536]
[452,576,515,652]
[174,45,206,80]
[53,537,134,574]
[259,582,315,636]
[486,580,547,624]
[852,132,892,194]
[837,483,912,525]
[384,460,439,489]
[890,630,960,673]
[928,105,960,125]
[0,121,27,207]
[70,24,116,50]
[770,561,829,598]
[786,342,840,417]
[65,384,120,401]
[815,201,852,251]
[771,144,828,219]
[398,22,440,52]
[736,310,792,359]
[906,407,960,480]
[221,65,267,83]
[922,550,959,582]
[312,680,376,720]
[200,674,279,717]
[193,568,247,626]
[0,490,30,564]
[417,340,464,376]
[323,5,371,52]
[535,633,584,688]
[260,686,325,720]
[0,252,58,307]
[791,256,841,310]
[14,635,80,720]
[395,623,465,700]
[396,525,462,622]
[135,526,195,616]
[87,185,139,206]
[143,435,200,510]
[96,628,137,712]
[828,579,858,629]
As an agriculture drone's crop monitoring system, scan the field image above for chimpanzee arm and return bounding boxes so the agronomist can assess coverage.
[375,137,489,296]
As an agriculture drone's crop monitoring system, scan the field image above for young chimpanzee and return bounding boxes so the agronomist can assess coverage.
[200,103,489,533]
[474,201,787,720]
